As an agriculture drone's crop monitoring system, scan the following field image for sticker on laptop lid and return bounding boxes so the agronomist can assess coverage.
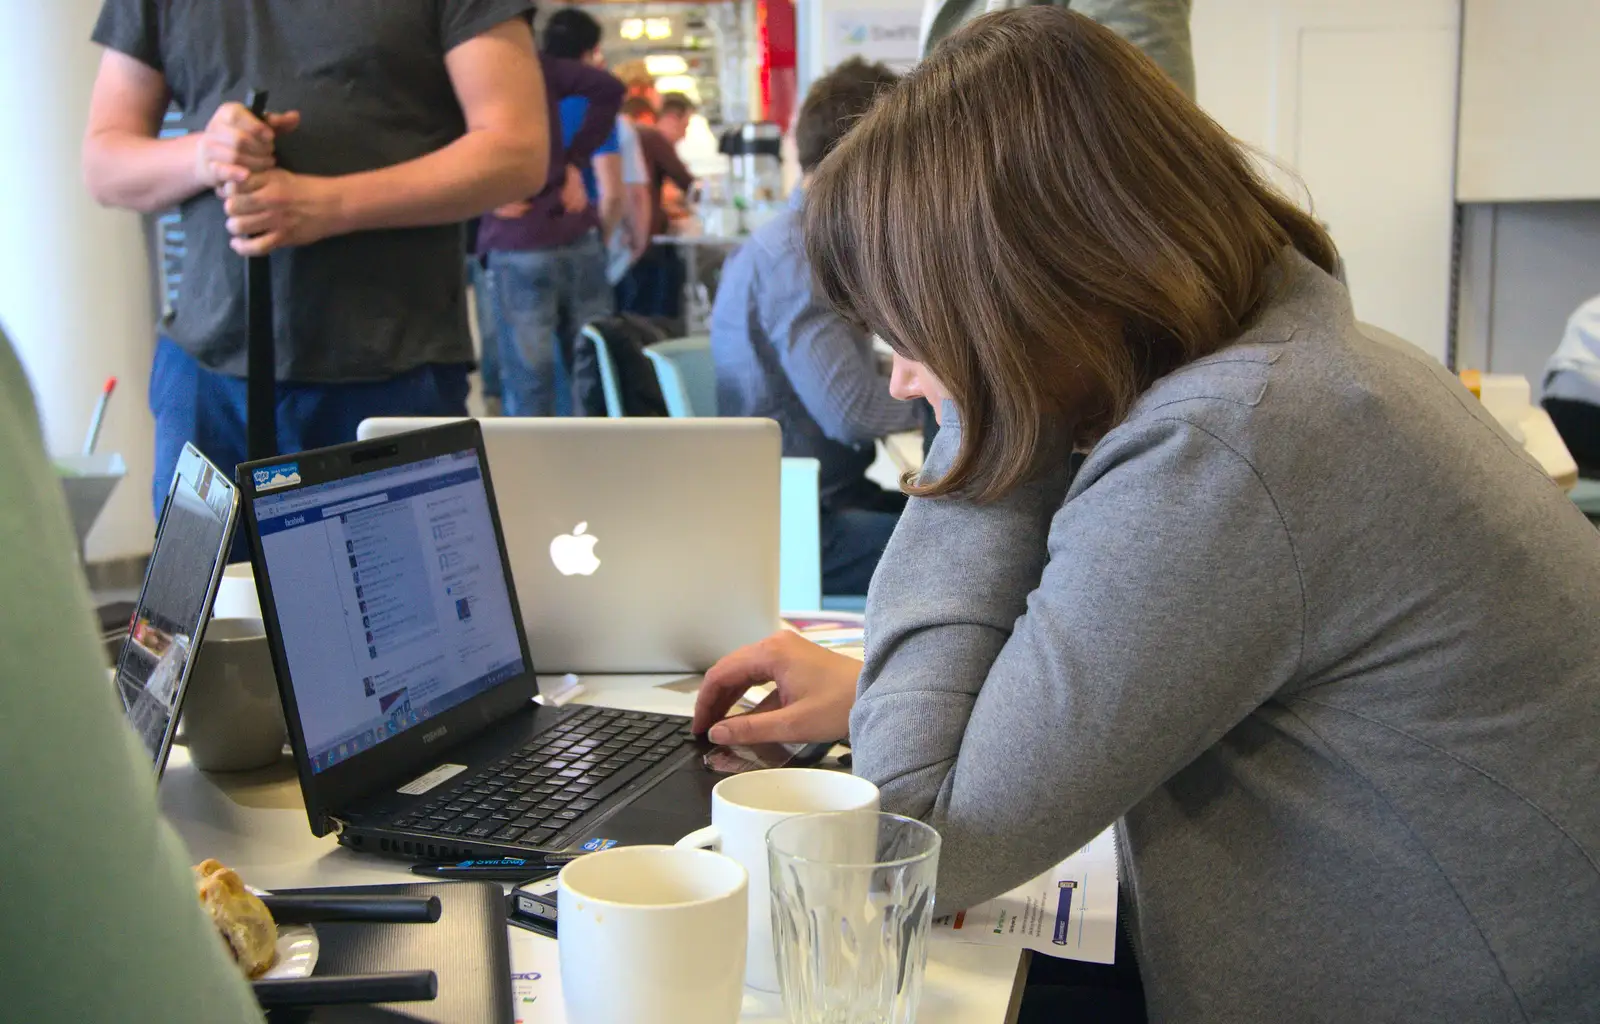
[398,763,468,795]
[253,461,302,491]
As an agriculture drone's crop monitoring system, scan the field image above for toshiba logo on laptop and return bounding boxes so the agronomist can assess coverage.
[422,726,449,744]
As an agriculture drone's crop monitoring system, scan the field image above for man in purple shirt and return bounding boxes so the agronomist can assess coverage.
[479,17,624,416]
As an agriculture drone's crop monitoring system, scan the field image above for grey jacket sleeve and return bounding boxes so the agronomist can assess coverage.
[920,0,1195,99]
[851,414,1304,911]
[1072,0,1194,98]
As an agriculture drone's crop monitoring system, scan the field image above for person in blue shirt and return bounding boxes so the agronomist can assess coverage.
[1543,293,1600,477]
[608,113,654,285]
[480,10,622,416]
[546,10,625,255]
[710,59,922,597]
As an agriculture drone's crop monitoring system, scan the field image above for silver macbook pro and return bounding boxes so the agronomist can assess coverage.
[115,443,239,776]
[356,417,781,674]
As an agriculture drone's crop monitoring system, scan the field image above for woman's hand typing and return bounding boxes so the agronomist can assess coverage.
[692,632,861,745]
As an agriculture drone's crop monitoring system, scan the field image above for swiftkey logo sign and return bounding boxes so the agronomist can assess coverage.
[253,462,302,491]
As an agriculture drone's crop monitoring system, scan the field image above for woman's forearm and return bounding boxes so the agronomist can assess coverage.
[851,418,1072,777]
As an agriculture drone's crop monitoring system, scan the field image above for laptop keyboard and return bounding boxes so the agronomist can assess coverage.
[390,706,693,850]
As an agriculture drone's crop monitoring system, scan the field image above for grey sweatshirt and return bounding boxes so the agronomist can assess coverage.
[853,251,1600,1022]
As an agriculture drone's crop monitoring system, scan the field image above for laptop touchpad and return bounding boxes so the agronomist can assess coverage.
[578,768,721,847]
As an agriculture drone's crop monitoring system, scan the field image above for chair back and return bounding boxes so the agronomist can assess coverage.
[643,335,717,417]
[579,325,626,417]
[779,457,823,612]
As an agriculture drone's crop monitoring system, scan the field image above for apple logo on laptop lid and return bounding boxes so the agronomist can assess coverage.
[550,522,601,577]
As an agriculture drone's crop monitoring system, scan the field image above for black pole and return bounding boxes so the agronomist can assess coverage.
[244,89,277,462]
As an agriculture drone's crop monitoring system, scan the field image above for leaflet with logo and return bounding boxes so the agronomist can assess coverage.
[931,827,1119,963]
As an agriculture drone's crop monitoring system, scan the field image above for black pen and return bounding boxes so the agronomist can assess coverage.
[410,855,578,881]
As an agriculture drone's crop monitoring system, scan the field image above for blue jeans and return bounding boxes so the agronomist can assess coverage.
[489,234,614,417]
[819,483,908,596]
[468,256,503,400]
[150,337,469,561]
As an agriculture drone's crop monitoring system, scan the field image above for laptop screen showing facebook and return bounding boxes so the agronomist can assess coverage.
[252,449,525,774]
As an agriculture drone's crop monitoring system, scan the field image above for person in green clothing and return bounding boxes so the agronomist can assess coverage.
[921,0,1194,97]
[0,326,263,1022]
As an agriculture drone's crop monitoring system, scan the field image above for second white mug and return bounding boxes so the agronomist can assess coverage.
[676,767,880,991]
[559,845,748,1024]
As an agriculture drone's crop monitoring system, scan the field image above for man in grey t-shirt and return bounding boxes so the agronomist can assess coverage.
[83,0,548,527]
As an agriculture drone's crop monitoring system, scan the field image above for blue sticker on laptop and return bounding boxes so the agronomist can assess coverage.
[253,462,302,491]
[580,838,618,852]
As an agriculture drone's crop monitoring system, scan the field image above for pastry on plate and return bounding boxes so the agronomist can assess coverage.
[194,858,278,977]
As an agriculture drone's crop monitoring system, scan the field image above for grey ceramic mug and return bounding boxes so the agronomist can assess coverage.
[181,617,287,772]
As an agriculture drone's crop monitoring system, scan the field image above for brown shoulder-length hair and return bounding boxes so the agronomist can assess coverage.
[805,6,1338,502]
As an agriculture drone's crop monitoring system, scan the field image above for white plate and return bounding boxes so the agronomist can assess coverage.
[258,924,319,980]
[245,887,320,980]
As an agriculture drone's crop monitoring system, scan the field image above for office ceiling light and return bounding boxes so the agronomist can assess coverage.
[654,76,699,103]
[619,18,644,41]
[644,54,688,76]
[645,17,673,40]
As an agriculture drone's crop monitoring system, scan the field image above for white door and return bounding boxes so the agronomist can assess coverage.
[1193,0,1460,362]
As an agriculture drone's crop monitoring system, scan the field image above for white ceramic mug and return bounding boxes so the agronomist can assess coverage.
[181,617,287,772]
[558,845,748,1024]
[676,768,880,991]
[212,563,262,620]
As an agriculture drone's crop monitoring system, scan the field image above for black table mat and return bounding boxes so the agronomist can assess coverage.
[265,881,510,1024]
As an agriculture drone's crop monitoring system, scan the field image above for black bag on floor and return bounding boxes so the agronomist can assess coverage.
[570,314,674,417]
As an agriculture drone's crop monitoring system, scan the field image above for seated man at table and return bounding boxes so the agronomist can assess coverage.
[711,59,922,596]
[1542,292,1600,477]
[0,326,262,1021]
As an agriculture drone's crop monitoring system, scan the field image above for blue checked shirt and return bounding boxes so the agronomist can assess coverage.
[711,189,922,506]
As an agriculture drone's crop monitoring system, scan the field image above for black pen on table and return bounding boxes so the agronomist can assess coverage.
[410,855,578,882]
[242,88,276,463]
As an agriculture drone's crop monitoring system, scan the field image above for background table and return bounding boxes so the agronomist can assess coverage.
[651,233,746,333]
[159,673,1027,1023]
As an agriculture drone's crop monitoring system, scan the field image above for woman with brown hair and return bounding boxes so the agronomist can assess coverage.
[694,8,1600,1023]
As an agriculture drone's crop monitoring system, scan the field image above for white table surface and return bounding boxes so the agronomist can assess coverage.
[1518,406,1579,490]
[158,672,1026,1023]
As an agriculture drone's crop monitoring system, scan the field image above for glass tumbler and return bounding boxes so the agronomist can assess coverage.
[767,812,942,1024]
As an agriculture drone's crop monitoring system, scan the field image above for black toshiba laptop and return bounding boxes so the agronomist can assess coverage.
[237,420,726,862]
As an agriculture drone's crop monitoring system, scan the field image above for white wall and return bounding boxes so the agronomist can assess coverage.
[1450,0,1600,393]
[1192,0,1460,362]
[1456,202,1600,392]
[1457,0,1600,202]
[797,0,1465,360]
[0,1,157,562]
[799,0,923,90]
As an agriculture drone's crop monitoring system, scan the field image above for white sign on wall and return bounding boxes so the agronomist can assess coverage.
[824,9,922,71]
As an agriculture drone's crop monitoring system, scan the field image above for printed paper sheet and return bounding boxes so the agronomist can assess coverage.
[932,827,1120,963]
